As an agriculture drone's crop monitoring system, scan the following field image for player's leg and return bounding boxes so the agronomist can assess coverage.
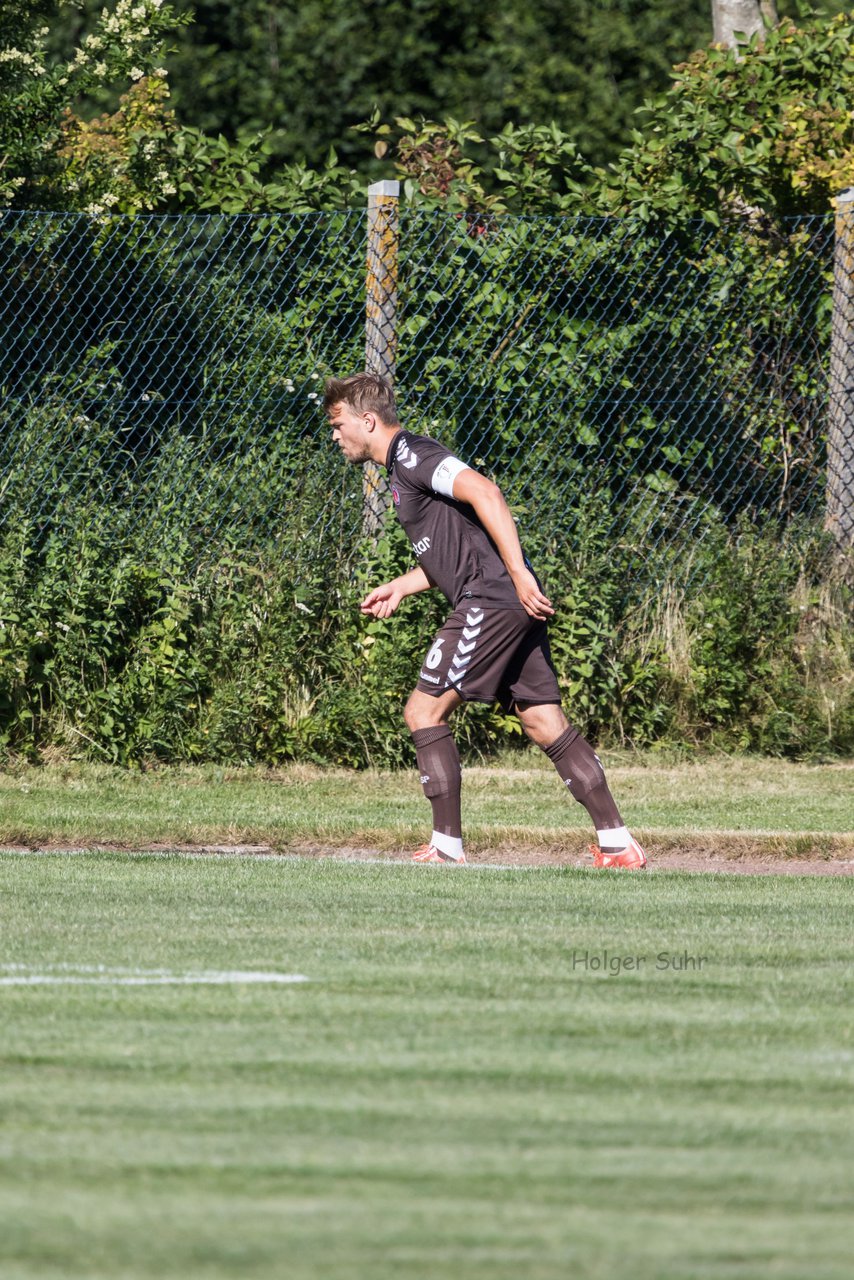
[498,622,645,866]
[404,687,466,864]
[514,701,645,868]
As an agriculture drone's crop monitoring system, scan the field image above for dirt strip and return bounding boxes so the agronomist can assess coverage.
[285,842,854,876]
[3,838,852,875]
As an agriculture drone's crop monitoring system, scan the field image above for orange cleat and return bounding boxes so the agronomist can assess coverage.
[590,836,647,870]
[412,844,467,865]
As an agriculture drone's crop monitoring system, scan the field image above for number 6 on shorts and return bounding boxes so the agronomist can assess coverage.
[424,638,445,670]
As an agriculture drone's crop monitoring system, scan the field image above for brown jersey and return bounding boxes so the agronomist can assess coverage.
[384,430,529,610]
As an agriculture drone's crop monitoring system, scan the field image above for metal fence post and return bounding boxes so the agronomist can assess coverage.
[363,179,400,536]
[827,189,854,564]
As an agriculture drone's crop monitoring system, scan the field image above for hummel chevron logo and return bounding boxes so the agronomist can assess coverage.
[462,626,479,640]
[397,443,419,470]
[465,609,484,625]
[452,654,471,670]
[456,639,477,655]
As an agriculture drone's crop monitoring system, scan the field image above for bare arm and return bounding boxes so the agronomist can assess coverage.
[453,469,554,620]
[360,565,432,619]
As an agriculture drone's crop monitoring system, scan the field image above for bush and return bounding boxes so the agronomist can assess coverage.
[0,475,850,768]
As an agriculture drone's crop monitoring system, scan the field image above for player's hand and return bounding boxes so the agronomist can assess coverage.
[360,582,403,619]
[511,569,555,620]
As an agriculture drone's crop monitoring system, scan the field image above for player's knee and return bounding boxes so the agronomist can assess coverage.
[403,696,424,733]
[404,693,444,733]
[519,702,569,747]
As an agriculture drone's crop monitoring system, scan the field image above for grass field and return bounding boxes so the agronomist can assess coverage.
[1,849,852,1279]
[0,755,851,855]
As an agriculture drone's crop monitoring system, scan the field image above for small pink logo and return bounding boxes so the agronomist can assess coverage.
[392,486,400,505]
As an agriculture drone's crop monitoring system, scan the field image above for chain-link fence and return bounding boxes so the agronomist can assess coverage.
[0,203,846,587]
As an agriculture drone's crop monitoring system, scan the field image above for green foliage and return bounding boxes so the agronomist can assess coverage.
[0,421,849,767]
[0,0,185,210]
[8,3,854,219]
[125,0,716,174]
[1,195,844,764]
[594,8,854,224]
[0,2,358,214]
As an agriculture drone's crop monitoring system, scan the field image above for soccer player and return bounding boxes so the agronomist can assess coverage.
[325,372,646,869]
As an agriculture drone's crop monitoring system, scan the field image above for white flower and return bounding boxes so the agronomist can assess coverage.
[130,66,144,80]
[0,49,37,67]
[94,62,107,76]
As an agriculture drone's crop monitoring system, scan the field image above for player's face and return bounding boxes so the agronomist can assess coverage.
[328,402,373,464]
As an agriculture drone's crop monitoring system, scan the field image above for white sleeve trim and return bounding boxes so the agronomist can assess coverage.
[430,455,470,498]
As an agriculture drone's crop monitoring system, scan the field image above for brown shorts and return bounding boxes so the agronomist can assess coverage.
[415,604,562,709]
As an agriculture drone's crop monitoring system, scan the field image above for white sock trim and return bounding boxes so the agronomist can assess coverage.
[431,831,464,860]
[597,826,631,850]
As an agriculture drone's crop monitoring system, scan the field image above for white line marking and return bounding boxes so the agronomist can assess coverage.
[0,965,309,986]
[0,848,545,870]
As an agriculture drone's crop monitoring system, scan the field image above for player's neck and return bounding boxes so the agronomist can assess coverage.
[371,423,403,464]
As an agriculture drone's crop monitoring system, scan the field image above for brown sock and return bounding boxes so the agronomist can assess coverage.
[542,726,623,830]
[411,725,462,839]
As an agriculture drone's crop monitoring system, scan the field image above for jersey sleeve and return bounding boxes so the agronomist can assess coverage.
[404,438,471,498]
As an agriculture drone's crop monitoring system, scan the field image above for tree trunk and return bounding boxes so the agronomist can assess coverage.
[711,1,777,50]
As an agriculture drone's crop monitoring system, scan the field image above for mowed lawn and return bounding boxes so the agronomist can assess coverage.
[0,756,851,852]
[1,852,852,1280]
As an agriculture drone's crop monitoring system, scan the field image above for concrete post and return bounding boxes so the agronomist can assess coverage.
[827,189,854,564]
[363,180,400,535]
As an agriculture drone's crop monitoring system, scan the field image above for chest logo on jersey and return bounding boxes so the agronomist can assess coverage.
[412,536,431,557]
[397,442,419,470]
[391,485,400,506]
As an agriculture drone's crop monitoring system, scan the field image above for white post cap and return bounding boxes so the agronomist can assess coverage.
[367,180,400,198]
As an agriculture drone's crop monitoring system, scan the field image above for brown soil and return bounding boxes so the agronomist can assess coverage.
[3,835,853,875]
[284,840,854,875]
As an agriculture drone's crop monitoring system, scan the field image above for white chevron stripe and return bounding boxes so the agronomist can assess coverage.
[466,610,484,625]
[456,639,477,655]
[462,626,480,640]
